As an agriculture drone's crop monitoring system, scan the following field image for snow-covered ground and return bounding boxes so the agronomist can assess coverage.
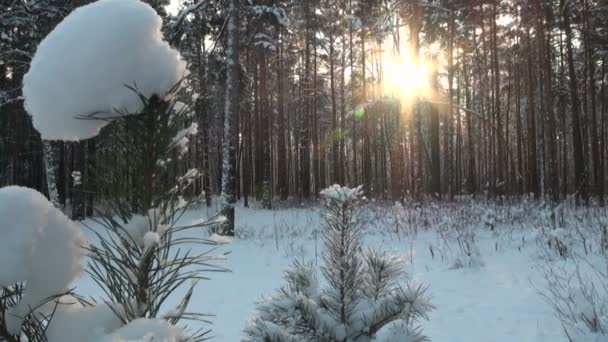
[77,201,607,341]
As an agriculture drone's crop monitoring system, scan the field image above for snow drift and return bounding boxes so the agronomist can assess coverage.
[23,0,187,141]
[0,186,86,333]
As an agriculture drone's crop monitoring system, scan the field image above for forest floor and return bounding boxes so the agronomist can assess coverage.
[78,200,608,341]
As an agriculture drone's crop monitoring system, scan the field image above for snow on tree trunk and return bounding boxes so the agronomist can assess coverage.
[219,0,240,236]
[42,140,60,207]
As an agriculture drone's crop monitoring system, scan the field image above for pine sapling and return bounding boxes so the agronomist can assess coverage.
[244,185,433,342]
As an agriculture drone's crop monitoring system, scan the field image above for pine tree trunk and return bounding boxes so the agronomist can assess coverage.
[277,27,288,200]
[492,2,504,194]
[330,32,340,185]
[430,67,441,198]
[538,0,559,201]
[220,0,240,236]
[258,48,272,208]
[584,0,600,201]
[562,0,588,203]
[526,27,539,198]
[515,58,524,194]
[300,0,311,199]
[465,59,476,194]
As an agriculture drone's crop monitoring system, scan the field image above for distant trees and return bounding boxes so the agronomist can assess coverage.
[1,0,607,211]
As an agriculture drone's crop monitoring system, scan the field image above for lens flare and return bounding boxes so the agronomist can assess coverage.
[355,106,365,121]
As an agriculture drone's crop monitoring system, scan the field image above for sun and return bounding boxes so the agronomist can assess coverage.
[382,52,431,100]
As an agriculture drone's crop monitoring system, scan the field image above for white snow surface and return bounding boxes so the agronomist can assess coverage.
[74,202,606,342]
[23,0,187,140]
[0,186,86,333]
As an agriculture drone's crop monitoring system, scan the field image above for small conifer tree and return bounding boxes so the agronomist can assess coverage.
[244,185,433,342]
[84,88,227,339]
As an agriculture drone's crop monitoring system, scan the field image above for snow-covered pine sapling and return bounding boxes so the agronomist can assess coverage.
[244,185,433,342]
[17,0,225,340]
[83,57,226,342]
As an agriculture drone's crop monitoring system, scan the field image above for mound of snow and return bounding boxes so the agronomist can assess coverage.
[44,296,124,342]
[99,318,186,342]
[120,214,153,246]
[372,319,421,342]
[23,0,187,141]
[208,233,233,245]
[0,186,86,333]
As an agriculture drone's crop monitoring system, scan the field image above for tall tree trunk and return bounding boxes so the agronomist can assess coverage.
[584,0,600,201]
[300,0,311,199]
[330,32,340,185]
[258,48,272,208]
[430,66,441,197]
[526,27,539,198]
[220,0,240,236]
[600,59,606,205]
[538,0,559,201]
[277,27,288,199]
[515,56,524,195]
[340,30,347,185]
[349,0,357,186]
[406,0,422,196]
[562,0,588,203]
[465,58,476,194]
[492,1,504,194]
[361,28,372,195]
[448,10,456,198]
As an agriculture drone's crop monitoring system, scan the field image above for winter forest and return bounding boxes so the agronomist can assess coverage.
[1,0,608,341]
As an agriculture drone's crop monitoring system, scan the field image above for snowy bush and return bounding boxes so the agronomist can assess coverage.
[539,257,608,341]
[531,205,603,260]
[23,0,187,141]
[533,206,608,341]
[430,211,483,269]
[393,201,419,239]
[481,208,496,231]
[243,185,433,342]
[0,186,87,336]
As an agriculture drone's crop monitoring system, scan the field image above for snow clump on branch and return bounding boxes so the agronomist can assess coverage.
[0,186,86,334]
[23,0,187,141]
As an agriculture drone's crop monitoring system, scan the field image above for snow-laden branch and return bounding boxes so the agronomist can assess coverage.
[167,0,210,44]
